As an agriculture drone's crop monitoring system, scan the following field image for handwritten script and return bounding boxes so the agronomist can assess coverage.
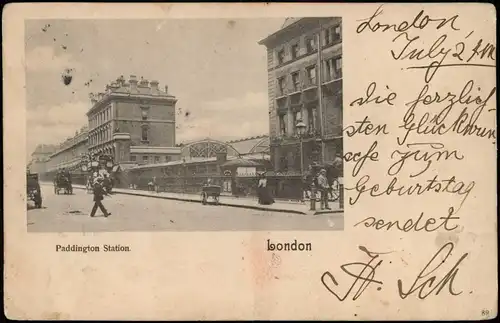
[325,4,495,305]
[321,242,468,301]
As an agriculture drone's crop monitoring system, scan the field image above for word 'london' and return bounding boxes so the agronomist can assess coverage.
[267,239,312,252]
[56,244,131,253]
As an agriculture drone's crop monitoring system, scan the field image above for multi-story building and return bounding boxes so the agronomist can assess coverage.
[28,144,57,174]
[259,17,343,173]
[45,126,89,173]
[86,75,181,165]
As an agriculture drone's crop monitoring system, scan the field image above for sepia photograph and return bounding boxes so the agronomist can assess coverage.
[6,3,497,320]
[26,18,344,232]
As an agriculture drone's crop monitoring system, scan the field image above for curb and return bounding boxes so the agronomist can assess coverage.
[63,184,343,216]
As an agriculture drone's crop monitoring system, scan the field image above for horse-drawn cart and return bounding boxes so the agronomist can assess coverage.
[201,185,221,205]
[54,173,73,195]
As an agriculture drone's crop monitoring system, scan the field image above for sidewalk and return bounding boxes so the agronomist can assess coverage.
[65,183,343,216]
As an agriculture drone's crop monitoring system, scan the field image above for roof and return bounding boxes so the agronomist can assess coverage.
[221,159,264,167]
[177,135,270,157]
[258,17,305,46]
[282,17,301,28]
[32,144,57,155]
[226,135,269,155]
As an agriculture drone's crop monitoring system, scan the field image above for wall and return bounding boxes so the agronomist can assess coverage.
[46,139,88,171]
[323,92,342,137]
[267,47,277,138]
[264,18,343,173]
[115,100,175,147]
[130,153,180,164]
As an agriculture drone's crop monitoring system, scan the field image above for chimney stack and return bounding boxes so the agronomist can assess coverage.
[150,80,159,94]
[129,75,138,91]
[139,78,149,88]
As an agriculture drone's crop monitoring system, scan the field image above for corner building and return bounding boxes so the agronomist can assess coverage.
[86,75,181,165]
[259,17,343,173]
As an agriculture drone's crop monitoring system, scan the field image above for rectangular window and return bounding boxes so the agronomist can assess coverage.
[165,155,171,162]
[307,106,316,131]
[141,127,149,141]
[143,156,149,163]
[291,44,299,59]
[306,37,316,52]
[277,49,285,64]
[279,114,286,136]
[130,155,136,162]
[154,156,160,163]
[335,56,342,77]
[141,107,149,120]
[291,72,300,91]
[293,111,301,134]
[325,57,343,81]
[277,77,286,95]
[324,28,331,45]
[279,156,288,171]
[306,65,317,85]
[334,25,342,42]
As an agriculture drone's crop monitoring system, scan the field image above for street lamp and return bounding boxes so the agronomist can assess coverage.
[296,120,307,175]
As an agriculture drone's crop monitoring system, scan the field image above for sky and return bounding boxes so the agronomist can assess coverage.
[25,18,284,156]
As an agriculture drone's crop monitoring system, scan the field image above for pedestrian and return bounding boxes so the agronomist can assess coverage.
[317,169,331,210]
[90,177,111,217]
[257,172,274,205]
[153,176,159,193]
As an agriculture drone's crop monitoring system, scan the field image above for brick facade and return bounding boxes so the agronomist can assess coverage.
[259,17,343,172]
[87,75,179,164]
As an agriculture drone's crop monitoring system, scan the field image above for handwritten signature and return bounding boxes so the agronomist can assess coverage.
[398,242,469,299]
[321,242,468,301]
[321,246,390,301]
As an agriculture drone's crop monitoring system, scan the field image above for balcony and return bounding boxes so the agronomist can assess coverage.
[323,69,343,84]
[271,129,322,145]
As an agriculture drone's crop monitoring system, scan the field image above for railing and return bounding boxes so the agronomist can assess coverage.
[323,69,342,83]
[113,173,312,201]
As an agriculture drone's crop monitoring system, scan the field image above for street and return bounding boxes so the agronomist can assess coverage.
[27,184,344,232]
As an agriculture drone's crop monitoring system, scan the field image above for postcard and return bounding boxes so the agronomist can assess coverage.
[3,2,497,320]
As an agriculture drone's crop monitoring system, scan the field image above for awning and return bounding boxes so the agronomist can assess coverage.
[114,163,139,172]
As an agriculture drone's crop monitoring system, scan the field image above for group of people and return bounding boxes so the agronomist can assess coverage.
[257,155,343,210]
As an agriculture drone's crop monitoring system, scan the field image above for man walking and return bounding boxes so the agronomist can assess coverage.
[90,177,111,217]
[317,169,331,210]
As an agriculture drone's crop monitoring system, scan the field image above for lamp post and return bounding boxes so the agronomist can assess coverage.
[296,120,307,175]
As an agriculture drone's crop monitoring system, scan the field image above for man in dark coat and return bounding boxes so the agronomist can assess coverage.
[90,177,111,217]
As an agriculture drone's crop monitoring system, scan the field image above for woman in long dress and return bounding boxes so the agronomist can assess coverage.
[257,173,274,205]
